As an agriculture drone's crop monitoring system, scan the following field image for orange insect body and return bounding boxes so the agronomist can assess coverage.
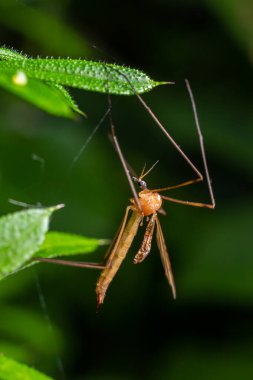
[132,190,162,216]
[96,188,172,308]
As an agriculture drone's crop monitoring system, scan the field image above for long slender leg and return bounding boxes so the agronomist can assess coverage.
[109,67,215,209]
[34,206,133,270]
[151,177,202,193]
[152,81,215,208]
[105,70,142,213]
[155,216,176,299]
[110,124,142,213]
[109,66,202,180]
[33,258,105,269]
[161,195,214,209]
[185,79,215,208]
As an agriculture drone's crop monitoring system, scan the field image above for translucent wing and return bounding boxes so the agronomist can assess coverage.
[155,216,176,299]
[104,206,132,266]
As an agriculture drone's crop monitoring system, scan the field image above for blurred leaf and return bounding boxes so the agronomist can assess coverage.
[180,203,253,300]
[0,72,84,118]
[0,0,88,56]
[35,231,109,259]
[0,342,30,364]
[154,343,253,380]
[83,376,133,380]
[0,270,35,302]
[0,306,63,360]
[0,354,54,380]
[0,205,63,280]
[208,0,253,60]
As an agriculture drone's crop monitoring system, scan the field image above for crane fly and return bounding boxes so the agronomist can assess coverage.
[35,79,215,308]
[97,162,177,306]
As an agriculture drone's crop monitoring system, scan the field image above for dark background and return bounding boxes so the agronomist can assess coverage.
[0,1,253,379]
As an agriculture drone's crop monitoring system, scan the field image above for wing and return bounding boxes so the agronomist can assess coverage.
[155,216,176,299]
[104,206,132,266]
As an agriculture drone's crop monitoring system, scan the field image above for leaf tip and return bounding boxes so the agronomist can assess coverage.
[158,81,175,86]
[74,109,87,119]
[49,203,65,213]
[55,203,65,210]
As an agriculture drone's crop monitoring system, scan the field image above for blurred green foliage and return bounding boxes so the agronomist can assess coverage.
[0,353,55,379]
[0,0,253,379]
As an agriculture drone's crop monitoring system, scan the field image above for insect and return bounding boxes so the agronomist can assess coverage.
[36,79,215,307]
[97,166,175,305]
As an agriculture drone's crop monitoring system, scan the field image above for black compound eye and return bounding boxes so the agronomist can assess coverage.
[139,180,147,188]
[132,176,147,189]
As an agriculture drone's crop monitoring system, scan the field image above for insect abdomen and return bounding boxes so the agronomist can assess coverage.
[96,211,142,306]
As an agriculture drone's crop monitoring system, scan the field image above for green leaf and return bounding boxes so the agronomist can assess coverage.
[0,47,26,60]
[0,48,168,117]
[51,84,85,117]
[0,55,167,95]
[0,205,63,280]
[35,231,109,259]
[0,71,84,118]
[0,354,54,380]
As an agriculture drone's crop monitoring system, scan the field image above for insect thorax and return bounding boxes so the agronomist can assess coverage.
[131,190,162,216]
